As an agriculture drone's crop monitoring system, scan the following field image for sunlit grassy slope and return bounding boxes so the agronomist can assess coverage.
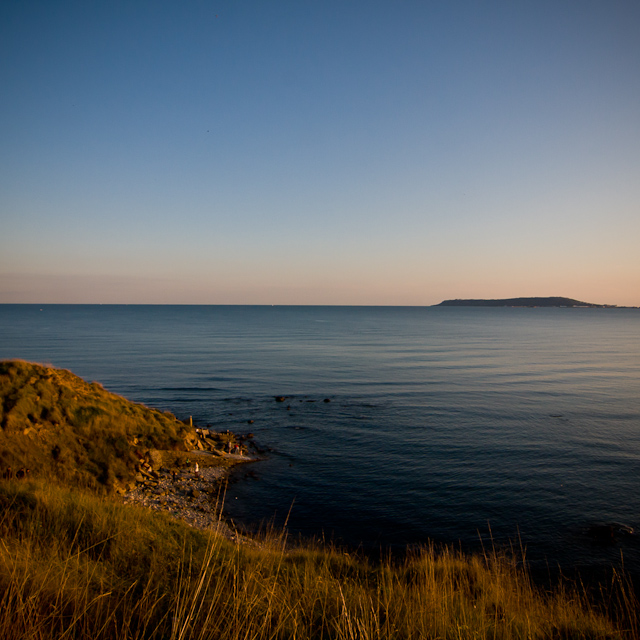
[0,361,637,639]
[0,360,193,491]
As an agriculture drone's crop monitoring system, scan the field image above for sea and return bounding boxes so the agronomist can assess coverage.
[1,304,639,584]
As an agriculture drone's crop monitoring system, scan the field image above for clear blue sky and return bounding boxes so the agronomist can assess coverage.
[1,0,639,305]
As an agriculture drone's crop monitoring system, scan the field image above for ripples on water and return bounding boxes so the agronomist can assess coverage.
[1,304,639,581]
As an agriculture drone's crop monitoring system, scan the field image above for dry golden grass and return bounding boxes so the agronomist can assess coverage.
[0,478,636,640]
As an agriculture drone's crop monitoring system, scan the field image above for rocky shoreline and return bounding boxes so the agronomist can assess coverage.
[121,428,262,543]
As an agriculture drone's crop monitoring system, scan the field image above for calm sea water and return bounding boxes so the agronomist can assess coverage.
[2,304,639,581]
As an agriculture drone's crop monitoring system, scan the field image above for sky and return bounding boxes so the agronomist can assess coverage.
[1,1,639,306]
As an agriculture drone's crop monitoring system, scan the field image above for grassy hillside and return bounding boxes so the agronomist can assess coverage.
[0,360,195,492]
[0,361,637,639]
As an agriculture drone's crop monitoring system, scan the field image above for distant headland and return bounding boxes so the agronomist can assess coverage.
[435,297,618,308]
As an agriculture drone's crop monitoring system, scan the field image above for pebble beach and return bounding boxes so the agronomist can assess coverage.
[122,443,260,543]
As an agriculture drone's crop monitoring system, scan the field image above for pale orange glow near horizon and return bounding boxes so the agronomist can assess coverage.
[1,265,637,307]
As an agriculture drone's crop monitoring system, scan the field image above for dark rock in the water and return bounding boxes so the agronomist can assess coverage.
[323,398,331,403]
[587,523,635,543]
[588,524,615,543]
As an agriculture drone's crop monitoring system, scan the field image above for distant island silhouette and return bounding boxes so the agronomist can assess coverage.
[435,297,617,308]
